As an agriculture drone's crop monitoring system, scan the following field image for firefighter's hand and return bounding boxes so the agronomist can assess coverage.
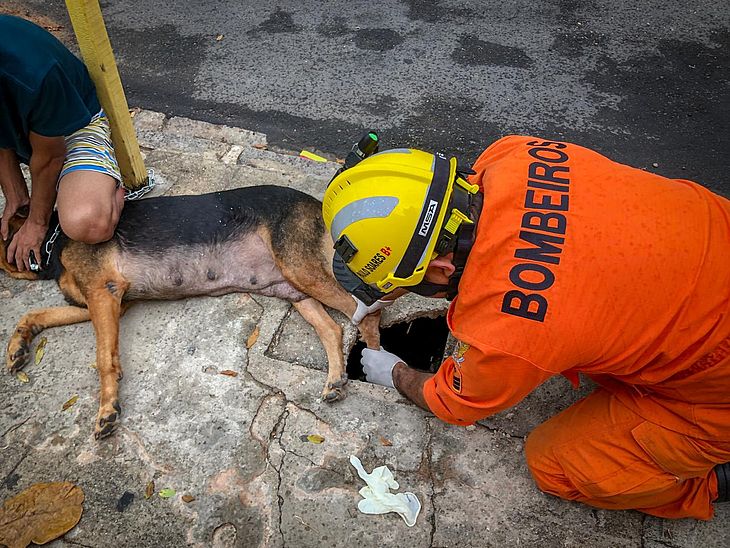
[351,296,394,325]
[361,347,404,388]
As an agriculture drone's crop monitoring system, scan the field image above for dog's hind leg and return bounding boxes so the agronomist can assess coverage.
[6,306,91,372]
[292,298,349,401]
[86,281,128,439]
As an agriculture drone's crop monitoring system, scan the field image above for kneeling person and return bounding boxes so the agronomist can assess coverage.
[322,136,730,520]
[0,15,124,272]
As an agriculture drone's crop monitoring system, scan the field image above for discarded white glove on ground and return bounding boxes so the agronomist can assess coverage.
[351,296,394,325]
[349,455,421,527]
[361,347,402,388]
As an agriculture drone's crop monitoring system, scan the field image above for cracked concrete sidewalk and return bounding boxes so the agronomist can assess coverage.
[1,111,727,548]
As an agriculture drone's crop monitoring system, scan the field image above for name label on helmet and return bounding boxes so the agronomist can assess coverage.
[418,200,439,236]
[356,252,387,278]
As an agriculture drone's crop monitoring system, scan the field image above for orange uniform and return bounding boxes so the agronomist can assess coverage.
[422,136,730,519]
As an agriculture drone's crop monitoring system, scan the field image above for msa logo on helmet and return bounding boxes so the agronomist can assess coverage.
[356,252,387,278]
[418,200,439,236]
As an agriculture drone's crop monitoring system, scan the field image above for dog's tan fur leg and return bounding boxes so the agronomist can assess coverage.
[280,256,381,350]
[6,306,91,372]
[110,302,132,381]
[86,278,128,440]
[357,311,382,349]
[292,298,348,401]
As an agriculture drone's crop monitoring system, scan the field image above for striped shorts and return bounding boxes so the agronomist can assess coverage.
[59,109,122,188]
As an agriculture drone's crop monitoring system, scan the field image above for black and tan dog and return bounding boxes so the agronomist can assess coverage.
[1,185,381,439]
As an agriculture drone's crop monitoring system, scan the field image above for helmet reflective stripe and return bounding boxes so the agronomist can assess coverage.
[329,196,400,241]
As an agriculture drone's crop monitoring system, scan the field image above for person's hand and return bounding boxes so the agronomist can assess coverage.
[6,218,46,271]
[0,198,28,242]
[361,347,404,388]
[351,296,394,325]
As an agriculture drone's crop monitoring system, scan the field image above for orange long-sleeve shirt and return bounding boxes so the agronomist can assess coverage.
[423,136,730,439]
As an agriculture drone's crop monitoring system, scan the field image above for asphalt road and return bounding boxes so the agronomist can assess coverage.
[9,0,730,195]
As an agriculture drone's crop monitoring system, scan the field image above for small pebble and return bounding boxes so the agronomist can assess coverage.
[652,162,659,168]
[465,425,476,431]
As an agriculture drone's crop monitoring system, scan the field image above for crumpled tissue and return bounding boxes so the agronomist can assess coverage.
[349,455,421,526]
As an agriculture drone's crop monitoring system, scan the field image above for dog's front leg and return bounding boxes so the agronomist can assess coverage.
[357,310,382,350]
[87,282,127,439]
[292,298,348,402]
[6,306,91,372]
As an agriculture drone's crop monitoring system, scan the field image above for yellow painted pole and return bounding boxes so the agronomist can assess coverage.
[64,0,147,189]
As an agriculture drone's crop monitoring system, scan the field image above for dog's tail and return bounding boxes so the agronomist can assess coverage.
[6,306,91,372]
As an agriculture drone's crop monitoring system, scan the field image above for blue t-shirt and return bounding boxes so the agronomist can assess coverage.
[0,15,100,162]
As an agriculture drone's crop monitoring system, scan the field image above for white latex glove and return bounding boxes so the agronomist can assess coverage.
[351,295,394,325]
[361,347,402,388]
[349,455,421,526]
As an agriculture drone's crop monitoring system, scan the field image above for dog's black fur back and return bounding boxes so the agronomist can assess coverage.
[116,185,323,253]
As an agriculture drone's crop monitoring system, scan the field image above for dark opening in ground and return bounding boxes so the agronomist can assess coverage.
[347,315,450,381]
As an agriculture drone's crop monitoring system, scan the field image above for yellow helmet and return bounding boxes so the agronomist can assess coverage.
[322,148,479,300]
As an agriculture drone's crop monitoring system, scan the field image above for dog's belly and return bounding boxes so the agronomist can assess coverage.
[117,233,306,302]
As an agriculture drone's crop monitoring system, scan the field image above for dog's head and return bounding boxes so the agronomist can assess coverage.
[1,205,39,279]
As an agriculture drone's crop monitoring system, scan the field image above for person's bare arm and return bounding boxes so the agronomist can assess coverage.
[392,362,433,411]
[7,132,65,270]
[0,149,30,240]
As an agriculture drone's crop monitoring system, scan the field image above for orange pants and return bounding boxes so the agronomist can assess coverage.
[524,389,730,519]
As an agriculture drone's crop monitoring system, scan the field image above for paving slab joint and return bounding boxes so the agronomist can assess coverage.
[272,409,290,546]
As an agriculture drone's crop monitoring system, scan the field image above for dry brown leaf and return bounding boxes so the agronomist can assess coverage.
[219,370,238,377]
[16,372,29,384]
[253,143,267,150]
[181,495,195,503]
[335,158,345,165]
[379,436,393,447]
[89,361,97,369]
[34,337,47,366]
[215,34,224,41]
[62,395,78,411]
[246,326,260,349]
[0,482,84,548]
[144,481,154,500]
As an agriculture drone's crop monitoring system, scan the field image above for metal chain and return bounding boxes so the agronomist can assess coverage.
[124,168,156,201]
[29,169,156,272]
[43,223,61,267]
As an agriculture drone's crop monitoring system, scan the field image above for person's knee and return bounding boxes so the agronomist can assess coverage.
[524,426,579,498]
[59,201,117,243]
[524,428,552,491]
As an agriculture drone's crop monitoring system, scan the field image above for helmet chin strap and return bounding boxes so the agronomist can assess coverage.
[408,280,449,297]
[410,191,484,301]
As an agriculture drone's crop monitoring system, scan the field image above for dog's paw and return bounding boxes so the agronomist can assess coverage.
[6,339,30,372]
[94,401,122,440]
[321,374,348,403]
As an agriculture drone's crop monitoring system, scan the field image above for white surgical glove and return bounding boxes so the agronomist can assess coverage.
[351,295,394,325]
[349,455,422,527]
[361,347,403,388]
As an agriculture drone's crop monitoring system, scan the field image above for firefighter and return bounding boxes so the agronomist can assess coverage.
[322,135,730,519]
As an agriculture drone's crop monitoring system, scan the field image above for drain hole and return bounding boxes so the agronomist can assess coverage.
[347,316,450,381]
